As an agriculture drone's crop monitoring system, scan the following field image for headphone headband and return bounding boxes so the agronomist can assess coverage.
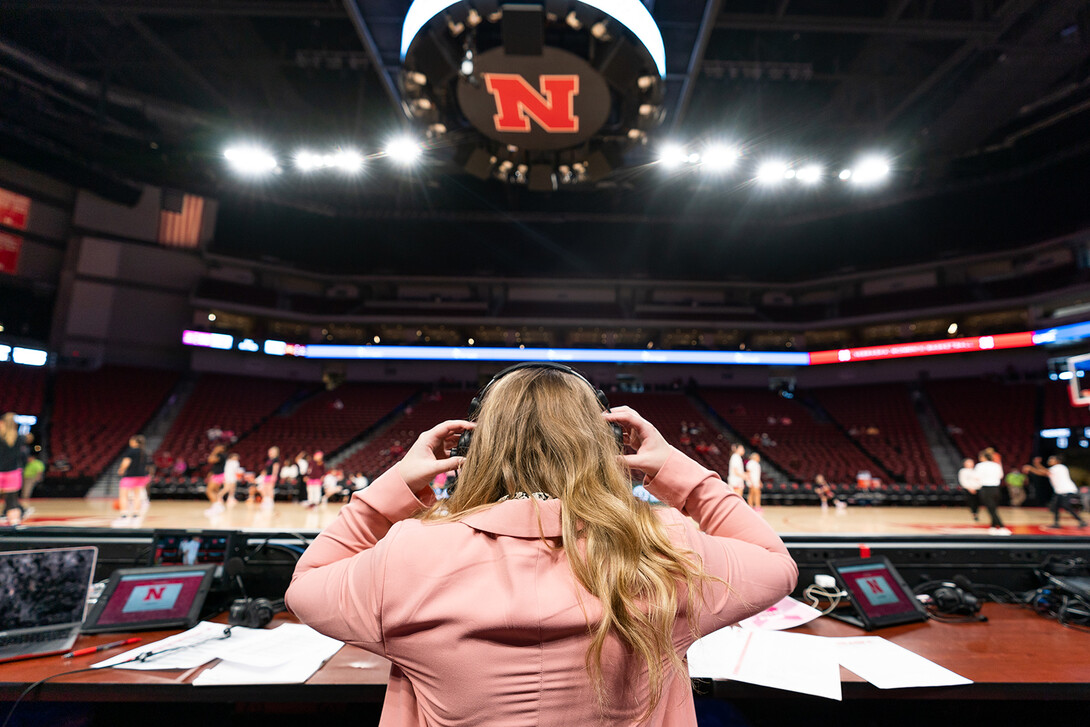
[467,362,611,418]
[453,362,621,459]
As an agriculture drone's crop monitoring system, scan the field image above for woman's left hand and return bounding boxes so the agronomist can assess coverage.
[395,420,474,493]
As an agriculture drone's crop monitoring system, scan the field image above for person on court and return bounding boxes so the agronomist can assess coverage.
[974,449,1009,535]
[204,444,227,515]
[221,452,242,507]
[727,443,746,496]
[1028,456,1088,529]
[958,457,981,522]
[0,413,24,526]
[255,446,280,507]
[115,435,151,525]
[746,452,763,511]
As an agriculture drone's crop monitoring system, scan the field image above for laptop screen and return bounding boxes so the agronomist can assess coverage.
[0,547,97,632]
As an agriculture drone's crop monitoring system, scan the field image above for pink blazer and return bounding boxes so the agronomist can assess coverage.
[286,449,798,726]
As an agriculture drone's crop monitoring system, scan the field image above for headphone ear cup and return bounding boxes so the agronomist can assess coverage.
[610,423,624,451]
[253,598,275,628]
[933,587,961,612]
[452,429,473,458]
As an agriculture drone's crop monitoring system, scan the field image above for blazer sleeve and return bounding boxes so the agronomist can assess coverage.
[284,467,436,651]
[644,449,798,635]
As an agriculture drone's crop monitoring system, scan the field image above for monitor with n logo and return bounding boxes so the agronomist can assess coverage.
[82,565,216,633]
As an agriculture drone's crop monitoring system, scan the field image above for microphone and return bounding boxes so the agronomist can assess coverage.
[226,556,248,600]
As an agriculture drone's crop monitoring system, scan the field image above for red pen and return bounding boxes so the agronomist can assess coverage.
[64,637,142,659]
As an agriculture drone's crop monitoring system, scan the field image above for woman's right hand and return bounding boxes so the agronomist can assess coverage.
[395,419,474,494]
[603,406,675,481]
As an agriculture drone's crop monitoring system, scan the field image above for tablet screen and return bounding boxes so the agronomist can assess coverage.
[837,562,918,619]
[827,556,927,629]
[84,566,215,631]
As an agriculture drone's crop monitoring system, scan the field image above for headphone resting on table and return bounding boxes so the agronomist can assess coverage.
[229,597,286,629]
[913,575,985,621]
[451,362,625,458]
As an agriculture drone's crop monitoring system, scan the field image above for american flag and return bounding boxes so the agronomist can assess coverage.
[157,193,205,248]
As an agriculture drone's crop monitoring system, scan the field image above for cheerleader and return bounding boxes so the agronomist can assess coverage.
[116,435,151,524]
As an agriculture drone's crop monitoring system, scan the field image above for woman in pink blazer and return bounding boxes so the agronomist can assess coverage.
[286,365,797,725]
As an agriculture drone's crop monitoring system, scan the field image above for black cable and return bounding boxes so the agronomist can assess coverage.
[0,628,234,727]
[1,666,101,727]
[246,532,309,563]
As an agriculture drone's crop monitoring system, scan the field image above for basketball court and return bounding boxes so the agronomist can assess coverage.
[16,498,1089,538]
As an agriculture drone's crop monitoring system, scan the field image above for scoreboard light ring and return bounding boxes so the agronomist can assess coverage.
[400,0,666,78]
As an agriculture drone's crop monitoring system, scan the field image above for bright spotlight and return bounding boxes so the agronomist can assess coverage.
[330,149,364,173]
[224,145,277,175]
[796,165,823,184]
[783,168,797,180]
[756,161,788,184]
[851,156,891,185]
[838,168,852,181]
[295,150,324,172]
[657,143,689,169]
[702,144,739,172]
[948,323,958,335]
[385,136,423,165]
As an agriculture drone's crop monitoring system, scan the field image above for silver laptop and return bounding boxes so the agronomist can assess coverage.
[0,546,98,662]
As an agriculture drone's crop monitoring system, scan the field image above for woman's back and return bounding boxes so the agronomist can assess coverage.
[288,451,796,726]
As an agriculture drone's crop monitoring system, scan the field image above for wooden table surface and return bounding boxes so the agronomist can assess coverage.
[3,604,1087,703]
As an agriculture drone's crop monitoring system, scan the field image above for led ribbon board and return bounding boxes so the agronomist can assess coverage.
[181,320,1090,366]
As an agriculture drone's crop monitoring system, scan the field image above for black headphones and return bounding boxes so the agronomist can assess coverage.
[228,597,285,629]
[451,362,624,458]
[914,576,985,621]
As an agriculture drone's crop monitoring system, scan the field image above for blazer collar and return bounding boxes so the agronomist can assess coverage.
[460,497,563,538]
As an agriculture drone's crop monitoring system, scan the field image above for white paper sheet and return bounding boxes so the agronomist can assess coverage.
[91,621,342,673]
[834,636,973,689]
[192,624,344,686]
[738,596,822,631]
[688,627,843,701]
[93,621,246,670]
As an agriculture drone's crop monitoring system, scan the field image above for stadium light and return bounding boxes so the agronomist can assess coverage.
[838,168,852,181]
[295,148,364,173]
[657,142,689,169]
[851,156,891,185]
[385,136,424,166]
[295,150,325,172]
[701,144,739,172]
[330,149,364,173]
[756,161,788,185]
[224,145,277,175]
[796,164,823,184]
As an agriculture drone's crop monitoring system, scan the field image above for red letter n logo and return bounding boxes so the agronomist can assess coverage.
[483,74,580,133]
[144,587,165,601]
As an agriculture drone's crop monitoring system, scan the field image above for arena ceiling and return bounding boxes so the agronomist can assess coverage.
[1,1,1089,280]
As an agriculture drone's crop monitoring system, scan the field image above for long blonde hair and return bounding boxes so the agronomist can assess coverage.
[424,368,711,716]
[1,412,16,448]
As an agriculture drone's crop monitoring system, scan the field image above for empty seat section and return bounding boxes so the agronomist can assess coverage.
[0,364,46,416]
[337,391,476,477]
[700,388,878,485]
[229,383,419,473]
[608,392,733,479]
[813,384,943,484]
[1042,379,1090,430]
[50,366,179,478]
[156,374,303,474]
[924,377,1036,468]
